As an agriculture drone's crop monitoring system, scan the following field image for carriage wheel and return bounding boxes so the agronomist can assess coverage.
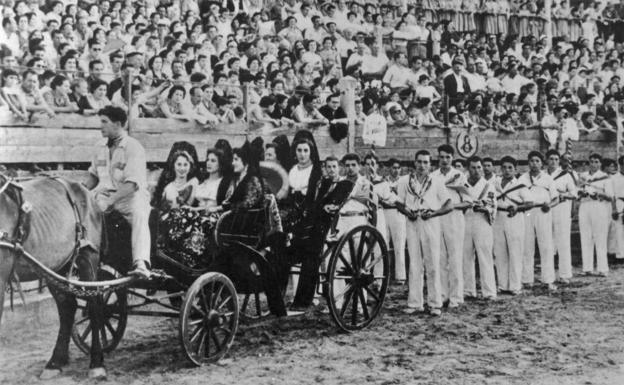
[179,272,239,366]
[71,280,128,354]
[326,225,389,332]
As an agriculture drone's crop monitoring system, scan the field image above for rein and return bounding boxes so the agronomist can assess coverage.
[0,176,140,299]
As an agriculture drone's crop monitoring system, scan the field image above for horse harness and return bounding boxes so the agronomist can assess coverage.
[0,177,30,251]
[0,176,90,267]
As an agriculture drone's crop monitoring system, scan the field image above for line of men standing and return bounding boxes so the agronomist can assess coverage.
[365,146,624,316]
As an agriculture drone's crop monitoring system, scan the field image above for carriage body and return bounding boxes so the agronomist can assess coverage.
[71,193,390,365]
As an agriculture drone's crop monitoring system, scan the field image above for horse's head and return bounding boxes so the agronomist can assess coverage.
[0,173,22,324]
[0,174,21,241]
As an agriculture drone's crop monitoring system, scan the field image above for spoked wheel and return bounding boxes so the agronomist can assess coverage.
[326,225,390,332]
[71,272,128,354]
[179,272,239,365]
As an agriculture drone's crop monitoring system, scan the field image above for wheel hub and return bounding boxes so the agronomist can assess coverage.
[357,270,374,287]
[205,310,222,328]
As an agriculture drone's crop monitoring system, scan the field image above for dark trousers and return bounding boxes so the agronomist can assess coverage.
[291,218,330,308]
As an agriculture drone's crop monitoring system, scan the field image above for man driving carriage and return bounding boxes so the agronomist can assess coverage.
[84,105,152,278]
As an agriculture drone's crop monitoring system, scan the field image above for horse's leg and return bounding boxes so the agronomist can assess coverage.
[0,251,15,325]
[77,249,107,379]
[39,286,77,379]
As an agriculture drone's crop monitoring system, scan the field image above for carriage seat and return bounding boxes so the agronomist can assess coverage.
[214,194,282,250]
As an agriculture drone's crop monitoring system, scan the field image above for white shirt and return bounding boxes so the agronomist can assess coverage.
[464,71,486,92]
[396,173,450,212]
[361,53,389,75]
[431,167,467,205]
[453,72,465,93]
[547,168,577,200]
[518,171,557,205]
[579,170,614,202]
[340,175,372,213]
[494,177,531,209]
[195,177,222,208]
[611,173,624,212]
[289,163,314,195]
[383,64,410,89]
[501,74,530,95]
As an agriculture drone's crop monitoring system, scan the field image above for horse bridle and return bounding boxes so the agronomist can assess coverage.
[0,176,29,247]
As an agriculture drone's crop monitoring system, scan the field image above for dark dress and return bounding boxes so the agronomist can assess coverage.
[291,174,353,308]
[211,173,289,316]
[157,177,232,269]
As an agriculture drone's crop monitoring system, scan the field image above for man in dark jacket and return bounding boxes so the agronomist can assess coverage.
[443,57,471,107]
[290,156,354,311]
[319,92,350,142]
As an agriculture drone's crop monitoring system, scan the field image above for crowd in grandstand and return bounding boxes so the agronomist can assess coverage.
[0,0,623,146]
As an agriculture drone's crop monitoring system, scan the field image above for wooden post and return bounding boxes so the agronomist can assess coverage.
[126,71,133,135]
[338,76,357,153]
[616,102,622,171]
[242,83,250,123]
[443,93,450,145]
[544,0,552,50]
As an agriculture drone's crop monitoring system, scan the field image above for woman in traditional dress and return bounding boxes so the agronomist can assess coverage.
[287,131,324,310]
[156,149,206,268]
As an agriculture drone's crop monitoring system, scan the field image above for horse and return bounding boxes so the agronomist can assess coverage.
[0,173,108,379]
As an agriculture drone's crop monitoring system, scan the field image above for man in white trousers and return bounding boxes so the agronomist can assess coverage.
[518,151,558,290]
[578,153,616,276]
[431,144,467,308]
[462,156,498,300]
[610,156,624,263]
[332,154,376,307]
[493,156,530,295]
[364,153,398,280]
[545,149,577,283]
[383,158,407,284]
[604,159,621,261]
[396,150,452,316]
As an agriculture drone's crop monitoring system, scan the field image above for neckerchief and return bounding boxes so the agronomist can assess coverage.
[528,171,541,189]
[444,172,461,186]
[553,170,568,180]
[107,134,123,148]
[497,179,524,205]
[408,173,432,205]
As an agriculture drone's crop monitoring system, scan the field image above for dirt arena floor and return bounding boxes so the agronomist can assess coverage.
[2,262,624,385]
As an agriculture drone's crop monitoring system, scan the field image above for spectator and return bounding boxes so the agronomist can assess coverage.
[292,93,328,124]
[152,84,190,120]
[444,57,471,107]
[82,79,111,115]
[19,69,54,118]
[42,75,79,113]
[189,86,218,125]
[383,51,411,89]
[1,69,28,120]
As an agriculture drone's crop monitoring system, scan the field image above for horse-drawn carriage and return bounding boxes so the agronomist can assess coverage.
[0,172,390,370]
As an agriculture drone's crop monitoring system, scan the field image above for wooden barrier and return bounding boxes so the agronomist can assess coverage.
[1,115,617,166]
[0,114,348,164]
[354,124,618,162]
